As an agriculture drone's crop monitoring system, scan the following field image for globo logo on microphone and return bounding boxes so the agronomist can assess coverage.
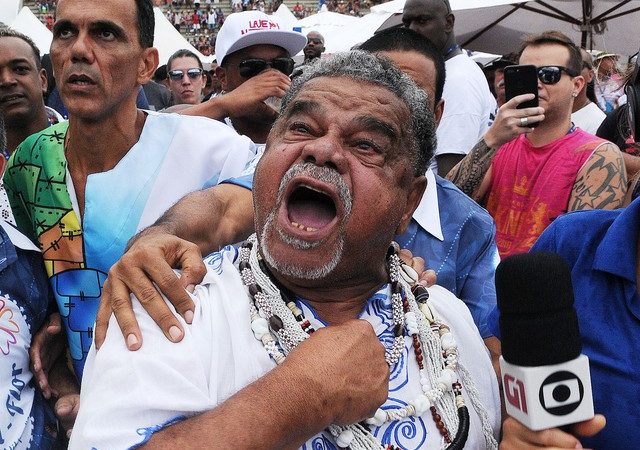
[499,355,594,430]
[539,371,585,415]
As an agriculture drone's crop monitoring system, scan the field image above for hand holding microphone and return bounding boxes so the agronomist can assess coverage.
[496,252,600,440]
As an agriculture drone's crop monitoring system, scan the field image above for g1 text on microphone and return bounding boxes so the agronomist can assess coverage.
[496,252,594,430]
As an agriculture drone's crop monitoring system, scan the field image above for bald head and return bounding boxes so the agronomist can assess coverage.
[304,31,325,61]
[402,0,456,55]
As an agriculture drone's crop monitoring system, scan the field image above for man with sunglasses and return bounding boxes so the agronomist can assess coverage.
[178,11,306,144]
[166,49,206,106]
[448,31,626,258]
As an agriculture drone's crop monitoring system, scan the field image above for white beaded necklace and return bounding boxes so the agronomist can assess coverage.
[239,235,497,450]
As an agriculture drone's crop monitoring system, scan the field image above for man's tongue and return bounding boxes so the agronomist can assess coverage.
[287,187,336,230]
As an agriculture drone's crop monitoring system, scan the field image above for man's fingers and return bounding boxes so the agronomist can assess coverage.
[572,415,606,437]
[128,270,185,343]
[146,262,196,324]
[501,417,584,449]
[29,313,64,399]
[418,269,437,288]
[55,394,81,434]
[504,93,536,108]
[96,277,133,350]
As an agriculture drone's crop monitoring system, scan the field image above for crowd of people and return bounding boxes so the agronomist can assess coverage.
[0,0,639,448]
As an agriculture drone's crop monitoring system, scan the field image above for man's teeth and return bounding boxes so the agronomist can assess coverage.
[290,221,318,232]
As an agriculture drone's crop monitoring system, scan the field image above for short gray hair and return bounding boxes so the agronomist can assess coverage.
[281,50,436,176]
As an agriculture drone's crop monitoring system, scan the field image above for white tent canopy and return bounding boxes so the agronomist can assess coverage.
[10,7,52,55]
[153,7,214,66]
[272,3,299,29]
[0,0,21,25]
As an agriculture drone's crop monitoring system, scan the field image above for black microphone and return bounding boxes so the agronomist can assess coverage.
[496,252,594,430]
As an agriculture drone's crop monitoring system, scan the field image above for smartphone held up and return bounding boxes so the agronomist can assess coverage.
[504,64,540,128]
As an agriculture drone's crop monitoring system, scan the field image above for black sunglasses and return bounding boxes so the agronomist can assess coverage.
[238,57,295,78]
[537,66,579,85]
[168,68,204,81]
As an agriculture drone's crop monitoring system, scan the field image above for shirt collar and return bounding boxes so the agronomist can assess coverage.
[593,198,640,282]
[412,170,444,241]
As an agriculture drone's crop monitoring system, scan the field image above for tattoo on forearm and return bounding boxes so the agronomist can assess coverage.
[569,144,627,211]
[446,138,497,197]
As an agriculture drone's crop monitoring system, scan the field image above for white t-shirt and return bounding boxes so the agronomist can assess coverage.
[571,102,606,135]
[71,248,501,450]
[432,53,496,172]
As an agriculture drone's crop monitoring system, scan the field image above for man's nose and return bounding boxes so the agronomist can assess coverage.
[0,69,17,87]
[70,32,94,64]
[300,134,348,172]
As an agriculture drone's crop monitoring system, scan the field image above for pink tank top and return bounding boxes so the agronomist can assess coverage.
[487,129,606,257]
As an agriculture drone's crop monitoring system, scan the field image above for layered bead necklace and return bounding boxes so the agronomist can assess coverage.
[239,235,497,450]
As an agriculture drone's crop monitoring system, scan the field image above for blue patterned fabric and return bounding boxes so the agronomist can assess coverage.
[396,176,499,338]
[489,198,640,449]
[0,225,58,449]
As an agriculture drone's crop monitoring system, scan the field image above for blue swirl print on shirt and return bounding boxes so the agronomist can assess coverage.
[131,415,186,449]
[202,245,238,274]
[375,399,428,450]
[302,433,338,450]
[364,289,393,324]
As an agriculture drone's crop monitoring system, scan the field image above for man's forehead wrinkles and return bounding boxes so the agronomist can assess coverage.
[284,99,325,120]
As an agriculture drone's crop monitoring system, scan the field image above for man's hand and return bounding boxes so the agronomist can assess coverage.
[215,70,291,119]
[55,394,80,438]
[30,313,66,399]
[96,227,207,351]
[484,94,545,149]
[399,248,437,288]
[284,319,389,426]
[500,415,606,449]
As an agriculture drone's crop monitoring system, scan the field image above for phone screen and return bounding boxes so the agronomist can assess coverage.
[504,64,539,109]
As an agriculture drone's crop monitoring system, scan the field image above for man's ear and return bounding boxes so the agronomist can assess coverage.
[445,13,455,34]
[572,74,586,98]
[396,175,427,235]
[38,68,48,96]
[138,47,159,85]
[215,65,229,91]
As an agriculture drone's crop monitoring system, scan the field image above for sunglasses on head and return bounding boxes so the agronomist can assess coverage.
[238,57,295,78]
[168,68,204,81]
[537,66,579,85]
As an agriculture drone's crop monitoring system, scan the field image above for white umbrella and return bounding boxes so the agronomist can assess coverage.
[374,0,640,57]
[10,7,53,55]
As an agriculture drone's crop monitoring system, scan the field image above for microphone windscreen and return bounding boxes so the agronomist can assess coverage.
[496,252,582,366]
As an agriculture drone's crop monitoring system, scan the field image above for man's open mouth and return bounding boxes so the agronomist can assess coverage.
[68,73,96,86]
[286,184,338,233]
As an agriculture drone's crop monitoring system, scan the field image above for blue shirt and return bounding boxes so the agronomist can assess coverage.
[0,223,58,449]
[396,174,499,338]
[491,199,640,449]
[227,164,499,338]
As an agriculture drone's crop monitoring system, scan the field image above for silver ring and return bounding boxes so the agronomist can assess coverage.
[520,117,528,126]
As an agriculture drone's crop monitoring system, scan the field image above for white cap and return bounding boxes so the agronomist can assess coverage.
[215,11,307,64]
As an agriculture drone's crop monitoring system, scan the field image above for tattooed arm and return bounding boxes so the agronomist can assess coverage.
[446,138,496,201]
[568,143,627,211]
[447,94,545,201]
